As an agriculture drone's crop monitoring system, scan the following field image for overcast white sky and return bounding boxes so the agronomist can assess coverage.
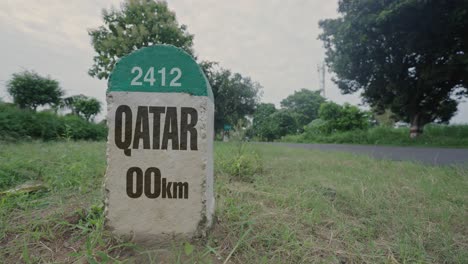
[0,0,466,123]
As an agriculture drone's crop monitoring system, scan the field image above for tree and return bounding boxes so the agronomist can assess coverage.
[280,89,325,130]
[319,0,468,137]
[270,110,300,138]
[7,71,63,111]
[64,95,102,121]
[201,62,262,134]
[252,103,278,141]
[251,106,300,141]
[88,0,194,79]
[372,108,396,127]
[318,102,369,133]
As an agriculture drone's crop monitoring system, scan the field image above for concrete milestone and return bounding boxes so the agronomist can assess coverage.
[105,45,215,245]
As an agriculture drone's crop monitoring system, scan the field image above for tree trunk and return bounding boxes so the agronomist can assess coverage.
[409,113,424,138]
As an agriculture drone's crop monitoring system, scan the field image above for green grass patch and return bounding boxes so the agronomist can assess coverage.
[282,124,468,148]
[0,141,467,263]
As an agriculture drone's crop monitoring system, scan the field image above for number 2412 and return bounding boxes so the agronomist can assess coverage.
[131,67,182,87]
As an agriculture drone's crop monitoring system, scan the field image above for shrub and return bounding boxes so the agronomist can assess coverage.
[318,102,370,133]
[61,115,107,141]
[0,103,107,141]
[304,118,329,136]
[286,124,468,147]
[218,149,263,182]
[216,126,263,182]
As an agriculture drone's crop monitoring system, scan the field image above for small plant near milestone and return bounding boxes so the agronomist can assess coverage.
[216,123,263,182]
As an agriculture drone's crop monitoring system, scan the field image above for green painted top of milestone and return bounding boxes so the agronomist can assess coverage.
[108,45,213,100]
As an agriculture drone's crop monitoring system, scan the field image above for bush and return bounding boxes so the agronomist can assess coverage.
[318,102,370,133]
[0,103,107,141]
[61,115,107,141]
[287,124,468,147]
[216,126,263,182]
[304,118,329,136]
[217,149,263,182]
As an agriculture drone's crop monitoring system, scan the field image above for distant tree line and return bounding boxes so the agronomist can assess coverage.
[5,0,463,142]
[1,71,105,141]
[6,70,102,121]
[249,89,370,141]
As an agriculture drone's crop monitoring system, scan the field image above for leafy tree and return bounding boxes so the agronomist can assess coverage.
[7,71,63,111]
[304,118,329,136]
[318,102,369,133]
[201,62,262,134]
[88,0,194,79]
[252,103,278,141]
[252,108,300,141]
[319,0,468,137]
[372,108,396,127]
[270,110,300,138]
[63,95,102,121]
[280,89,325,130]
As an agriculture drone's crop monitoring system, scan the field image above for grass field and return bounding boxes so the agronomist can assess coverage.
[0,141,467,263]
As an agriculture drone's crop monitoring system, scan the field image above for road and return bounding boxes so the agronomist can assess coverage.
[267,143,468,166]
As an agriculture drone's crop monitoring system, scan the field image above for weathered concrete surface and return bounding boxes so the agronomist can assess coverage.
[105,92,214,245]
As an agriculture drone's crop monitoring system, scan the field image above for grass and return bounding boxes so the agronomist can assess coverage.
[282,124,468,148]
[0,141,467,263]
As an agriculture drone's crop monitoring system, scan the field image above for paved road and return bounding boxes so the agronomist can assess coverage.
[267,143,468,166]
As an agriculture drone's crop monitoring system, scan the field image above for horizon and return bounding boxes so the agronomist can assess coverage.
[0,0,466,123]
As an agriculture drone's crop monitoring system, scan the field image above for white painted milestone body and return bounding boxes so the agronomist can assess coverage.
[104,45,214,244]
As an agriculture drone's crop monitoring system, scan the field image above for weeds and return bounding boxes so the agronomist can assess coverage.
[216,126,263,182]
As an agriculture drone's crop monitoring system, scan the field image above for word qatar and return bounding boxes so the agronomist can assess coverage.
[114,105,198,156]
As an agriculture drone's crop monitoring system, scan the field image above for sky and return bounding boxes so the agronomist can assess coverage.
[0,0,466,123]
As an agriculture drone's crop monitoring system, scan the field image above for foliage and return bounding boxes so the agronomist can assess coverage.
[269,110,300,138]
[0,103,106,141]
[319,0,468,136]
[6,71,64,111]
[251,105,300,142]
[201,62,262,133]
[303,118,329,136]
[285,124,468,148]
[317,102,370,133]
[64,95,102,121]
[251,103,277,141]
[372,108,396,127]
[280,89,325,129]
[88,0,194,79]
[251,89,324,141]
[217,128,263,182]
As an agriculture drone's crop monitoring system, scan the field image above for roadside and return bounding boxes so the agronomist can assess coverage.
[1,141,467,263]
[267,142,468,166]
[280,125,468,149]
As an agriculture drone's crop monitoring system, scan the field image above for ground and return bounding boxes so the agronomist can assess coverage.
[0,141,467,263]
